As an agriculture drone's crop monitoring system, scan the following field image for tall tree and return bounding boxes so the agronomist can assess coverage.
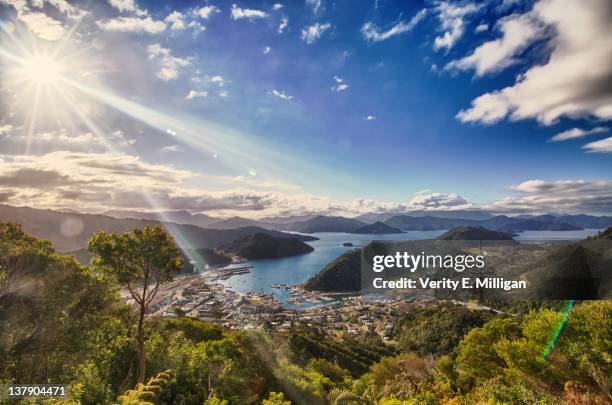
[88,225,183,383]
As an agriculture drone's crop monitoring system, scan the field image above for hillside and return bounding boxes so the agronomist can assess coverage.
[496,219,581,232]
[384,215,472,231]
[588,226,612,240]
[353,221,402,234]
[284,215,367,233]
[103,209,219,227]
[384,214,591,232]
[206,216,275,229]
[436,226,515,241]
[218,232,314,259]
[304,249,361,292]
[0,205,316,252]
[522,244,605,299]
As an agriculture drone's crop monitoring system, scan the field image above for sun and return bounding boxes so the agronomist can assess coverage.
[16,52,67,86]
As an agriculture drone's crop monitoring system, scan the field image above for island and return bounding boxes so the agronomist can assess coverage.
[304,249,361,292]
[342,242,354,247]
[353,221,403,234]
[436,226,515,241]
[218,232,314,260]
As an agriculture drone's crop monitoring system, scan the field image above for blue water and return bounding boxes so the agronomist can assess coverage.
[514,229,603,241]
[213,229,603,305]
[216,231,443,303]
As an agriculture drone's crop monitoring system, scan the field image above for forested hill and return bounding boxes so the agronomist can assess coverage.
[219,232,314,259]
[436,226,516,240]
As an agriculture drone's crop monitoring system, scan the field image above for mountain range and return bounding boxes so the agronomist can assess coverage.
[0,205,316,252]
[2,204,611,253]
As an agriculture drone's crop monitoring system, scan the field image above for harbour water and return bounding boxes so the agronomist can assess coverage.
[205,229,603,306]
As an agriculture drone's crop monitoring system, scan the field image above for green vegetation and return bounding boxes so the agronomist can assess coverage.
[88,225,183,383]
[304,249,362,292]
[219,232,314,259]
[353,222,402,235]
[1,221,610,404]
[436,226,515,241]
[392,302,495,356]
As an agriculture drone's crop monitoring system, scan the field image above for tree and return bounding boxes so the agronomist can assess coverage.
[88,225,183,383]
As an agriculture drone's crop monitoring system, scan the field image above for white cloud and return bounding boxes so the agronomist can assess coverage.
[366,115,376,121]
[331,77,348,92]
[165,11,185,30]
[583,137,612,153]
[457,0,612,126]
[147,44,190,81]
[433,1,480,51]
[110,130,135,146]
[550,127,608,142]
[218,90,229,97]
[185,90,208,100]
[209,75,225,86]
[18,12,66,41]
[270,89,293,100]
[361,9,426,42]
[301,22,331,44]
[35,130,102,145]
[277,17,288,33]
[0,151,334,215]
[263,46,271,54]
[97,16,166,33]
[187,20,205,35]
[406,191,472,210]
[192,5,220,19]
[231,4,268,20]
[107,0,147,16]
[0,124,14,136]
[160,144,183,152]
[475,23,488,32]
[305,0,322,13]
[36,0,88,19]
[490,179,612,213]
[273,3,283,10]
[446,13,542,76]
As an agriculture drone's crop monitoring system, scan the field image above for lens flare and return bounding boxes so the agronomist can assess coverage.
[542,300,576,360]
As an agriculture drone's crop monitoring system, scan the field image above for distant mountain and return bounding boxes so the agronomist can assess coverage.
[355,210,494,224]
[0,205,316,252]
[304,249,361,292]
[384,214,590,233]
[285,215,367,233]
[496,220,581,232]
[546,214,612,229]
[219,232,314,259]
[259,214,319,224]
[206,216,274,230]
[437,226,515,241]
[353,221,402,234]
[501,214,612,229]
[384,215,473,231]
[353,212,407,224]
[403,210,495,220]
[104,209,219,228]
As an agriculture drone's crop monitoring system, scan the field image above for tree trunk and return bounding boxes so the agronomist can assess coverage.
[137,302,146,384]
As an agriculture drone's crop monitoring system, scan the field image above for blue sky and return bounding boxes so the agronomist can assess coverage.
[0,0,611,216]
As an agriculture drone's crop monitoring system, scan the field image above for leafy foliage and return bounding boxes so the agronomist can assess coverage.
[1,223,611,404]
